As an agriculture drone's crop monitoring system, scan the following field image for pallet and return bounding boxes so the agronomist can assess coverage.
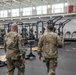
[0,55,6,67]
[0,46,4,49]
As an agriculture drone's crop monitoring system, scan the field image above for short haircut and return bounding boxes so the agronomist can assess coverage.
[47,25,54,31]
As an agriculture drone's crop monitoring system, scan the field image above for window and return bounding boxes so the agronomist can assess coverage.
[0,11,4,18]
[0,10,8,18]
[4,10,8,17]
[11,9,19,17]
[37,6,42,15]
[37,5,47,15]
[52,3,64,13]
[42,5,47,14]
[23,7,32,16]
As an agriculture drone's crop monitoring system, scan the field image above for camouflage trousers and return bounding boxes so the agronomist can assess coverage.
[45,58,57,75]
[6,58,25,75]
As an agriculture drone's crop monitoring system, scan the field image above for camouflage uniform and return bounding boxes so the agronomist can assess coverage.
[38,31,63,75]
[4,31,26,75]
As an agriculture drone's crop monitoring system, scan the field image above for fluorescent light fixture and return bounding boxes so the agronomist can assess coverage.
[32,7,35,10]
[47,5,50,9]
[65,3,68,7]
[8,10,11,12]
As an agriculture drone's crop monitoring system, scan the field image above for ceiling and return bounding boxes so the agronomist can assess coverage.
[0,0,68,10]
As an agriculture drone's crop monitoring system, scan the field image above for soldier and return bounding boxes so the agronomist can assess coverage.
[4,23,26,75]
[38,25,63,75]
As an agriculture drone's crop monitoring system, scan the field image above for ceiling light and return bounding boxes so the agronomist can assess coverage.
[47,5,50,9]
[32,7,35,10]
[65,3,68,7]
[8,10,11,12]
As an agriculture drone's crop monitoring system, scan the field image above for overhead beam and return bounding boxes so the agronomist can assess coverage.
[14,0,28,6]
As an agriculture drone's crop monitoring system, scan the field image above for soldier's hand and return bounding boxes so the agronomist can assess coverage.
[22,58,26,63]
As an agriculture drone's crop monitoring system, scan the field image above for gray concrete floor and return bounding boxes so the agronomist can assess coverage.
[0,42,76,75]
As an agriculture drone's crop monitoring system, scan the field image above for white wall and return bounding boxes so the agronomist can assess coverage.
[63,19,76,38]
[64,19,76,33]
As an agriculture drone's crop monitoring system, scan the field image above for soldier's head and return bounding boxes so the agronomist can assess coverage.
[46,25,54,32]
[11,23,18,32]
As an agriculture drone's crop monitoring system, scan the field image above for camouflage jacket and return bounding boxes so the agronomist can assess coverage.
[4,31,26,59]
[38,31,63,58]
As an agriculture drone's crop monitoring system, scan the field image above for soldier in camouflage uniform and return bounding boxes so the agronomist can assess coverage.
[4,23,26,75]
[38,25,63,75]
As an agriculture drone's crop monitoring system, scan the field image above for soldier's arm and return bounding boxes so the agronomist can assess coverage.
[56,34,64,48]
[38,35,44,56]
[18,35,26,58]
[4,35,7,52]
